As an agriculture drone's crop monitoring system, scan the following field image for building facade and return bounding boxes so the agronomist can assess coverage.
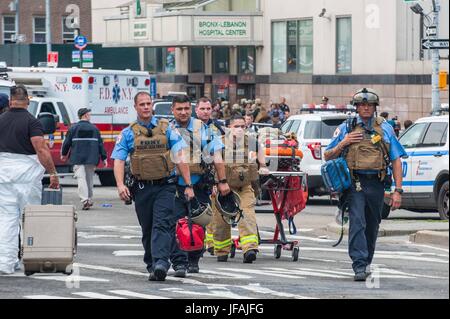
[93,0,450,121]
[0,0,92,45]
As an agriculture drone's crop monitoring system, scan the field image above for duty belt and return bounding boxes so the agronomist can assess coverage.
[137,176,177,186]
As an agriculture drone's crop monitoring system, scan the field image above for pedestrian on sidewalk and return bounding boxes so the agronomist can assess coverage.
[324,88,406,282]
[61,108,107,210]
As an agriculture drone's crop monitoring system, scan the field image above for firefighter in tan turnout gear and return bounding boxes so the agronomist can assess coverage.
[212,114,269,263]
[194,98,226,256]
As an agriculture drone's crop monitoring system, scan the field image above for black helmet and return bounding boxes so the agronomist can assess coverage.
[215,191,243,225]
[352,88,379,106]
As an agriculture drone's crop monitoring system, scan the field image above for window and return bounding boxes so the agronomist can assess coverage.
[144,47,176,73]
[421,123,449,147]
[303,119,345,139]
[399,123,428,149]
[288,120,302,135]
[34,17,46,43]
[40,102,57,115]
[336,17,352,73]
[62,17,76,43]
[272,21,287,73]
[237,46,255,74]
[287,21,297,73]
[298,19,313,73]
[189,47,205,73]
[57,102,71,126]
[3,16,16,44]
[272,19,313,74]
[213,47,229,73]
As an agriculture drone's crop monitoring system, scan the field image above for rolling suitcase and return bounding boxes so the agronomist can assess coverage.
[22,205,77,276]
[41,187,63,205]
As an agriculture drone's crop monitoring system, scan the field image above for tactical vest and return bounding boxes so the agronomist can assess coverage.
[178,119,205,176]
[222,133,259,189]
[130,119,175,181]
[345,117,391,179]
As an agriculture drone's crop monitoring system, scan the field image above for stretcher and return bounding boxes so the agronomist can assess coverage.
[229,150,308,262]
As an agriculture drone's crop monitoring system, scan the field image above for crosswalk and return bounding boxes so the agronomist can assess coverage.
[14,224,449,300]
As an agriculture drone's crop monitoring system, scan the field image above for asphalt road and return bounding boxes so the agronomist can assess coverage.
[0,179,448,300]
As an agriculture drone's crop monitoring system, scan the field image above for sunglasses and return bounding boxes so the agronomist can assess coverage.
[231,125,247,129]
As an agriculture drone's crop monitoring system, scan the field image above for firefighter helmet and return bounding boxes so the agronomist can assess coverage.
[215,191,243,225]
[190,201,213,227]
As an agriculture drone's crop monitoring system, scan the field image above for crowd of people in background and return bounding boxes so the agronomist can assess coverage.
[208,95,412,135]
[210,96,291,128]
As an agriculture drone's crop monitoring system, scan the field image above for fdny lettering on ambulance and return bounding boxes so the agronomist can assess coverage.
[99,87,134,101]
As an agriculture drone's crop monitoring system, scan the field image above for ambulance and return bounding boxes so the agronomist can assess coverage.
[5,66,151,186]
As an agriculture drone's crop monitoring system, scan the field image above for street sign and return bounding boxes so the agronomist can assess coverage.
[422,39,449,50]
[47,52,59,68]
[74,35,88,50]
[72,51,80,63]
[150,77,157,98]
[426,26,437,37]
[82,50,94,68]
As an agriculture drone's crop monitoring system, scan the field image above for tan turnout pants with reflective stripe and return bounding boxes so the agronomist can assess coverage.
[205,197,216,250]
[213,185,259,257]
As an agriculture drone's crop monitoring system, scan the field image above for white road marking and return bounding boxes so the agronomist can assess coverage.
[24,295,82,299]
[113,250,144,257]
[109,290,170,299]
[72,292,126,299]
[263,267,349,279]
[31,275,109,283]
[218,268,305,279]
[161,287,253,299]
[75,263,148,277]
[239,283,316,299]
[76,263,315,299]
[376,268,449,280]
[373,254,448,264]
[257,230,335,243]
[407,243,449,253]
[91,226,141,235]
[189,269,253,280]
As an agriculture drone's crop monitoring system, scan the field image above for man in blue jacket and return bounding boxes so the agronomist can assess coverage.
[61,108,107,210]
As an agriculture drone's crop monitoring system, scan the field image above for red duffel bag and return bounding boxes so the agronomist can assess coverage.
[176,217,205,252]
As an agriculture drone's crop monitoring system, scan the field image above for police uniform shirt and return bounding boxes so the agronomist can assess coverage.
[111,117,186,177]
[171,117,224,186]
[326,116,407,173]
[206,119,225,137]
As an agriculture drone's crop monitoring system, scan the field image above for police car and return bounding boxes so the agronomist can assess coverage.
[398,111,449,220]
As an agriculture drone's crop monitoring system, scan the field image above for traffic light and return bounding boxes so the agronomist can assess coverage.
[439,71,448,90]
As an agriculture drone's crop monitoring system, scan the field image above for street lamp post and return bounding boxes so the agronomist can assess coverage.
[410,0,442,114]
[46,0,51,55]
[431,0,441,115]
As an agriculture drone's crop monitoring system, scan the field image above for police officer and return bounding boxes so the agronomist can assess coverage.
[169,95,230,274]
[324,88,406,282]
[213,114,269,263]
[195,97,225,255]
[112,92,193,282]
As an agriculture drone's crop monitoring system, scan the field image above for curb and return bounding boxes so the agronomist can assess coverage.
[409,231,449,247]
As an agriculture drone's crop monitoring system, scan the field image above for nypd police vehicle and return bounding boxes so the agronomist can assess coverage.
[398,111,449,220]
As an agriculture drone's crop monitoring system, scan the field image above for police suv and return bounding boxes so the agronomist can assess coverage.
[398,111,449,220]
